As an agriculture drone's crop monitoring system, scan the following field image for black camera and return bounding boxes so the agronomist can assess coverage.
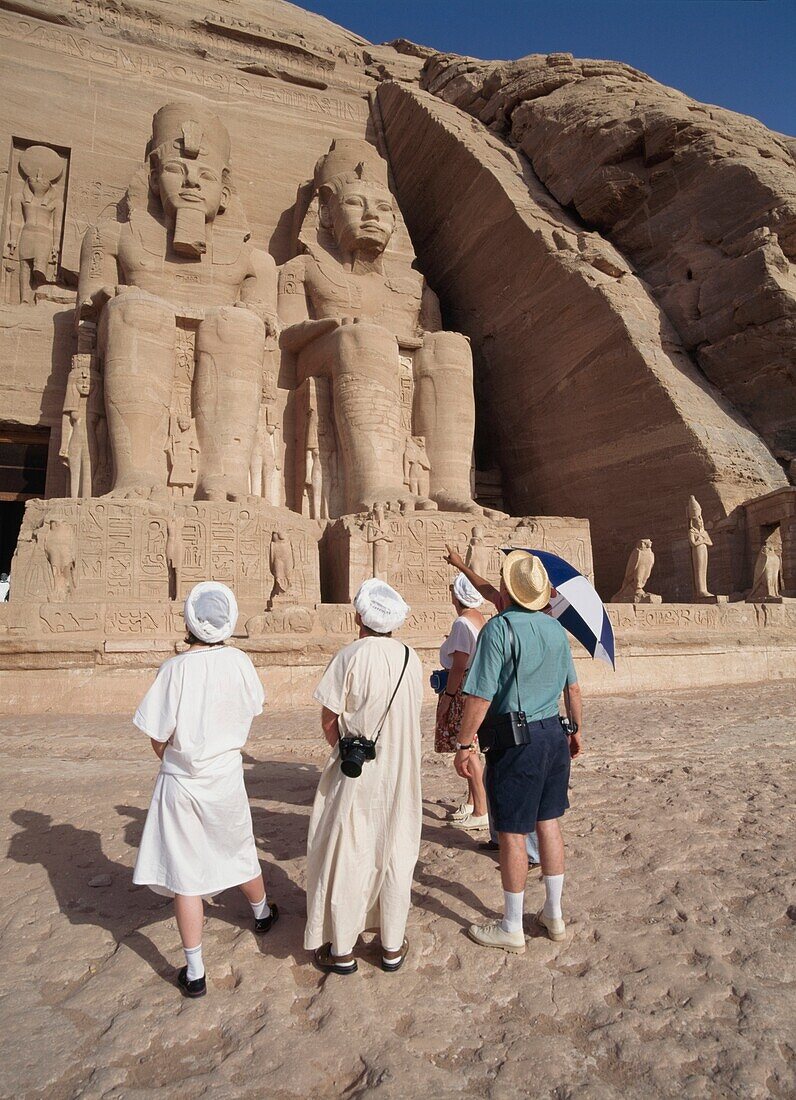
[338,735,377,778]
[559,716,579,736]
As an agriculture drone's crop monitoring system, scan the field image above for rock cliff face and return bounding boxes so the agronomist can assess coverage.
[419,52,796,474]
[376,83,786,597]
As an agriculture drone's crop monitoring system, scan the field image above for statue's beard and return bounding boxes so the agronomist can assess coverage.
[173,206,207,257]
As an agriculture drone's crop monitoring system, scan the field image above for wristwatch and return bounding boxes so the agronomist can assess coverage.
[455,741,475,751]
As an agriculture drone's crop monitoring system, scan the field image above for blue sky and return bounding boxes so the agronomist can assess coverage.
[300,0,794,134]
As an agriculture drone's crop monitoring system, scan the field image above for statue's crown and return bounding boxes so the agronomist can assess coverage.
[687,495,702,520]
[149,101,231,164]
[313,138,388,192]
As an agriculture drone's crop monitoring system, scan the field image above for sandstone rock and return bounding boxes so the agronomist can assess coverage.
[419,52,796,473]
[376,82,786,597]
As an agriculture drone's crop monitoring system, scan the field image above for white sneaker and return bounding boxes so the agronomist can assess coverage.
[536,909,566,942]
[447,802,474,821]
[452,812,490,831]
[468,919,526,953]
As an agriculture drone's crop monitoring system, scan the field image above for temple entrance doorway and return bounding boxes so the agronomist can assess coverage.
[0,425,50,581]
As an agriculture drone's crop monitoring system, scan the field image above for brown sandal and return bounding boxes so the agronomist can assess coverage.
[381,937,409,972]
[313,943,358,975]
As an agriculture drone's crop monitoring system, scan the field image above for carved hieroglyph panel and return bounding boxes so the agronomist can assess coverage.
[324,512,594,604]
[12,498,321,620]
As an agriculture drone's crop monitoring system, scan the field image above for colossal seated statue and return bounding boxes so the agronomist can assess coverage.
[77,102,278,501]
[278,138,482,517]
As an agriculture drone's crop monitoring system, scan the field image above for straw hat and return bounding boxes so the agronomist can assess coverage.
[501,550,551,611]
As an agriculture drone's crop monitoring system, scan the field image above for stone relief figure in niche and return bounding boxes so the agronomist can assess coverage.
[465,524,491,578]
[42,520,77,601]
[366,502,392,579]
[687,496,714,599]
[60,360,92,498]
[269,531,294,603]
[404,434,431,502]
[5,145,64,305]
[279,138,482,516]
[250,371,283,506]
[77,101,278,501]
[167,413,200,497]
[747,533,782,602]
[611,539,661,603]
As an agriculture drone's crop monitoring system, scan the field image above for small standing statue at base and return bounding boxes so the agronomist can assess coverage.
[611,539,661,603]
[746,534,783,602]
[269,531,294,605]
[688,496,713,600]
[42,520,76,600]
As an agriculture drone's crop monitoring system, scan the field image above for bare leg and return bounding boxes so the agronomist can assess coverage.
[498,831,529,892]
[238,872,267,905]
[467,753,488,817]
[173,894,204,949]
[536,817,564,875]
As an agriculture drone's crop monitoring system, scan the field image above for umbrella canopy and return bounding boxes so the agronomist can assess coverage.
[502,548,616,669]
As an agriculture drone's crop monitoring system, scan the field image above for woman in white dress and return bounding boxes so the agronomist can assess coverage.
[305,579,423,975]
[434,573,487,830]
[133,582,278,998]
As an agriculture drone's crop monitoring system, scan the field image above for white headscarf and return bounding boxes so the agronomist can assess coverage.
[184,581,238,643]
[353,577,410,634]
[453,572,483,608]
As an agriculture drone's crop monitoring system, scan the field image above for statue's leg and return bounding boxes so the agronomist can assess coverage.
[194,307,264,501]
[98,290,175,497]
[414,331,480,513]
[299,322,405,513]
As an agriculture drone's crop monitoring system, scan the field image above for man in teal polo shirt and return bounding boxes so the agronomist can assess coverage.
[455,550,583,953]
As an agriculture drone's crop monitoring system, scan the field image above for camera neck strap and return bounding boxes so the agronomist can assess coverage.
[503,616,525,720]
[373,642,410,746]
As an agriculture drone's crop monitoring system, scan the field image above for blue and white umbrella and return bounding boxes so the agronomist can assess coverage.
[503,548,616,669]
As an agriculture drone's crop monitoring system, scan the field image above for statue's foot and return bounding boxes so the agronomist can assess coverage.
[103,476,163,500]
[414,497,438,512]
[432,491,483,515]
[355,488,413,513]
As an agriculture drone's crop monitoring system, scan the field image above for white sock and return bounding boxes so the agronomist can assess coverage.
[331,943,356,968]
[501,889,524,934]
[250,894,270,920]
[543,874,564,920]
[184,944,204,981]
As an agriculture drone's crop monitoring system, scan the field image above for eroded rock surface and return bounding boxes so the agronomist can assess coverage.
[420,52,796,471]
[376,82,786,596]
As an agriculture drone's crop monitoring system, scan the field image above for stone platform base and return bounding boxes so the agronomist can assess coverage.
[0,602,793,715]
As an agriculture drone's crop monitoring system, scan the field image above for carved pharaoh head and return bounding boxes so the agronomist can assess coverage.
[147,102,232,225]
[314,139,395,256]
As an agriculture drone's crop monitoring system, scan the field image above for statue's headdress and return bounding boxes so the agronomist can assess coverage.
[19,145,64,186]
[313,138,389,196]
[148,101,231,165]
[687,495,702,521]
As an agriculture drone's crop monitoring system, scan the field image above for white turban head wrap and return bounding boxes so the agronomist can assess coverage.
[353,577,410,634]
[453,572,483,608]
[184,581,238,643]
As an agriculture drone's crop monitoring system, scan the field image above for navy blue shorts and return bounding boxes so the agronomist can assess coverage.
[484,717,571,834]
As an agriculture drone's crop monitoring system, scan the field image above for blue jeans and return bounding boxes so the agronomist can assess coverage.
[484,757,540,862]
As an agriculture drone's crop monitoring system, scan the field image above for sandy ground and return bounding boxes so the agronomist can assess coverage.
[1,682,794,1100]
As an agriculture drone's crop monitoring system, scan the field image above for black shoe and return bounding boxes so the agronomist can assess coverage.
[254,901,279,935]
[479,840,500,851]
[177,965,206,998]
[313,943,358,975]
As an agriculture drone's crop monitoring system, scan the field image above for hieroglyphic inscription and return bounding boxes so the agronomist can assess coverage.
[0,15,369,121]
[14,499,321,614]
[326,513,594,603]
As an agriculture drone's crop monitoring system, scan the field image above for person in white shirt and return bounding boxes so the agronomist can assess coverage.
[305,579,423,975]
[434,573,488,830]
[132,581,277,998]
